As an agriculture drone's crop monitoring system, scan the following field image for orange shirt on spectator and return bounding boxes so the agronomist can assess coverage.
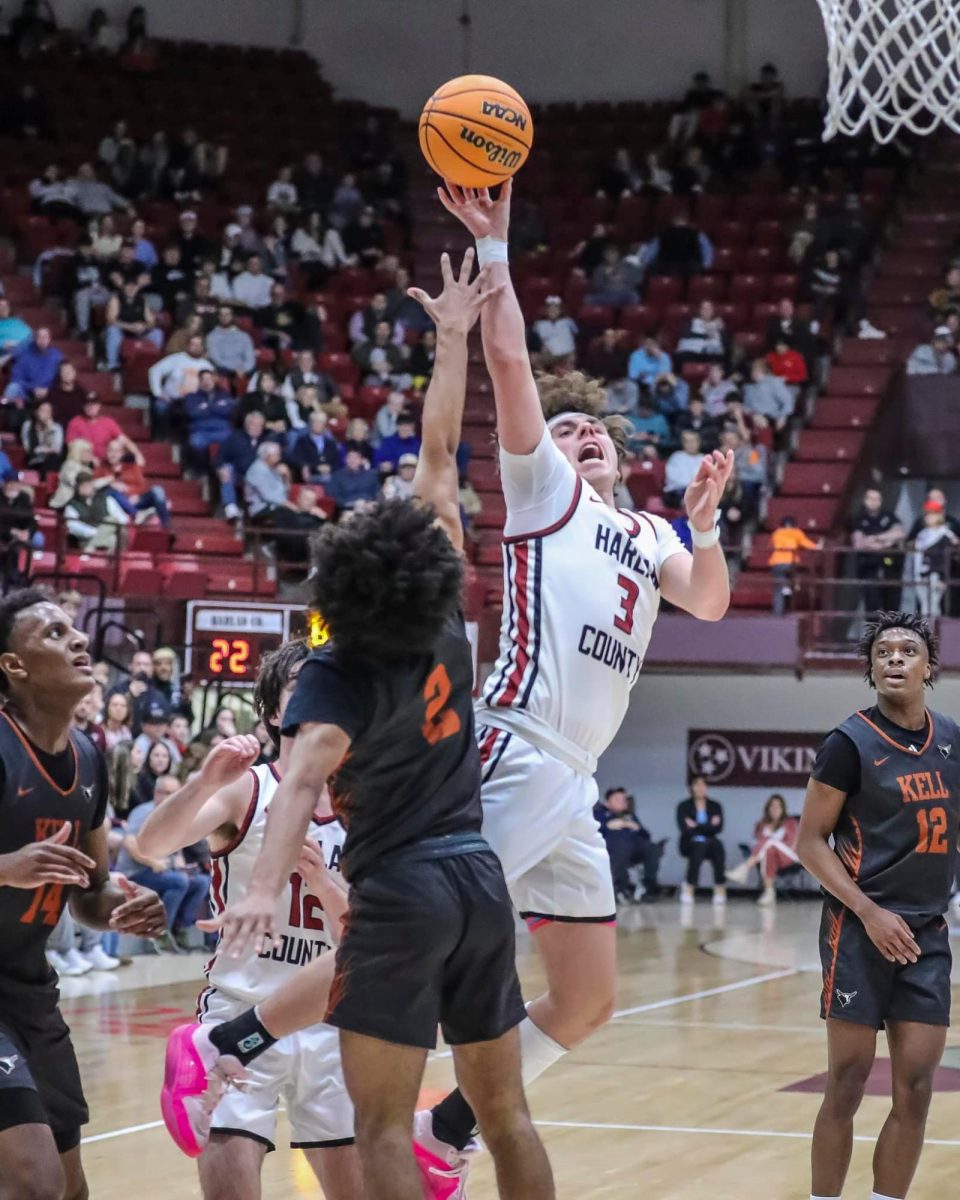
[768,526,819,567]
[94,460,147,495]
[765,348,808,385]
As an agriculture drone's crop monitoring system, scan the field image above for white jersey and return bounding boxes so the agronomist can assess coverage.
[204,762,345,1005]
[478,430,688,766]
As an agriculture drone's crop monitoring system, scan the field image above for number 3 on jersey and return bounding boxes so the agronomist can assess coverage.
[422,663,461,745]
[614,574,640,635]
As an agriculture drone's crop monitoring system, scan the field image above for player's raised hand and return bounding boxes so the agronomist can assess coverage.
[0,821,96,889]
[108,874,167,937]
[197,734,262,791]
[437,177,512,242]
[861,904,921,965]
[407,248,505,336]
[199,889,276,961]
[684,449,735,533]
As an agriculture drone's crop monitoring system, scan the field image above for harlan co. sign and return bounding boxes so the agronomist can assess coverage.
[687,729,825,788]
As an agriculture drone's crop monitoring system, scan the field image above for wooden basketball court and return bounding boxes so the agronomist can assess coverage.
[65,900,960,1199]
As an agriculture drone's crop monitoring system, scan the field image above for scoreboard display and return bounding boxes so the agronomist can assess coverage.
[186,602,302,683]
[185,601,473,684]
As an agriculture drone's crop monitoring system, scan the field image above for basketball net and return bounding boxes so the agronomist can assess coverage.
[817,0,960,141]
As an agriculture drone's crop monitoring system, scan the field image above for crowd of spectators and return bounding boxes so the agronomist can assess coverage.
[46,619,272,973]
[906,262,960,376]
[0,21,441,572]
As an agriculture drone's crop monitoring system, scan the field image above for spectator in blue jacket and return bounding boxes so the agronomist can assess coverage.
[628,335,672,389]
[0,448,16,483]
[215,410,273,520]
[184,369,236,466]
[324,448,380,512]
[374,411,421,472]
[4,327,63,404]
[292,410,342,483]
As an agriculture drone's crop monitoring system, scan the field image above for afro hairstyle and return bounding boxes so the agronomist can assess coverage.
[858,610,938,689]
[308,498,463,661]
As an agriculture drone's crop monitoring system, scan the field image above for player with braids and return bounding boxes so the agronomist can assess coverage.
[798,611,958,1200]
[411,177,733,1194]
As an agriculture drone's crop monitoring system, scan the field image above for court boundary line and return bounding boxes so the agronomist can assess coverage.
[81,1115,960,1150]
[431,965,798,1059]
[611,966,797,1018]
[534,1119,960,1147]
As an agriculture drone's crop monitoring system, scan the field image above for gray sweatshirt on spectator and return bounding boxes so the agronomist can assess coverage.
[743,375,795,423]
[206,326,256,376]
[70,178,128,216]
[244,460,289,516]
[906,344,957,376]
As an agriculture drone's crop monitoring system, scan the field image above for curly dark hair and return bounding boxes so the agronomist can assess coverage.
[254,638,311,749]
[534,370,631,463]
[308,499,463,660]
[858,611,938,688]
[0,586,55,694]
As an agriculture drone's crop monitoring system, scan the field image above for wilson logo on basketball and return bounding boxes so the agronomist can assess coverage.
[458,126,523,169]
[481,99,528,130]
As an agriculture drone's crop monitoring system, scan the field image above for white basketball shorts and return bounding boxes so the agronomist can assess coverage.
[477,724,616,924]
[199,988,354,1150]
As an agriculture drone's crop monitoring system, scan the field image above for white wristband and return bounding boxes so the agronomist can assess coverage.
[690,520,721,549]
[476,236,509,267]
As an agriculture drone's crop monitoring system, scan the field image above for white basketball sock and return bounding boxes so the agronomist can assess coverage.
[870,1193,901,1200]
[810,1194,841,1199]
[519,1013,568,1087]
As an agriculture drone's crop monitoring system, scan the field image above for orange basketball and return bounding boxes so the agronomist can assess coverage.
[419,74,533,189]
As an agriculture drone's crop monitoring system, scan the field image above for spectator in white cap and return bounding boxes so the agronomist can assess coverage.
[907,325,958,376]
[531,295,579,369]
[381,452,419,500]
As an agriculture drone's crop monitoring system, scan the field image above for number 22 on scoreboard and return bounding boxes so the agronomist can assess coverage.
[209,637,251,675]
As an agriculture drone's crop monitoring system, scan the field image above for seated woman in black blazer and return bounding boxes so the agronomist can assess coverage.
[676,775,726,906]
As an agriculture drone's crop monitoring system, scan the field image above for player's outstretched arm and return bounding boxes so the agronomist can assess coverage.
[208,721,350,960]
[138,734,260,856]
[409,247,502,552]
[660,450,732,621]
[797,778,920,965]
[437,179,545,454]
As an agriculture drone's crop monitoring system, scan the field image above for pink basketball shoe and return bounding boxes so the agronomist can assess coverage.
[160,1023,246,1157]
[412,1109,480,1199]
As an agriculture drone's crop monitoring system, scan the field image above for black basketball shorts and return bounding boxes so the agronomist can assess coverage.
[819,902,952,1029]
[0,984,88,1152]
[326,839,526,1050]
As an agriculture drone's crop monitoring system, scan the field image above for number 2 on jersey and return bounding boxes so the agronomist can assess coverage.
[614,574,640,635]
[422,663,461,745]
[915,806,949,854]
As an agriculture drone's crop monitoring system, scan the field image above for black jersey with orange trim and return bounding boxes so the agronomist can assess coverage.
[281,613,482,883]
[812,706,960,921]
[0,711,107,990]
